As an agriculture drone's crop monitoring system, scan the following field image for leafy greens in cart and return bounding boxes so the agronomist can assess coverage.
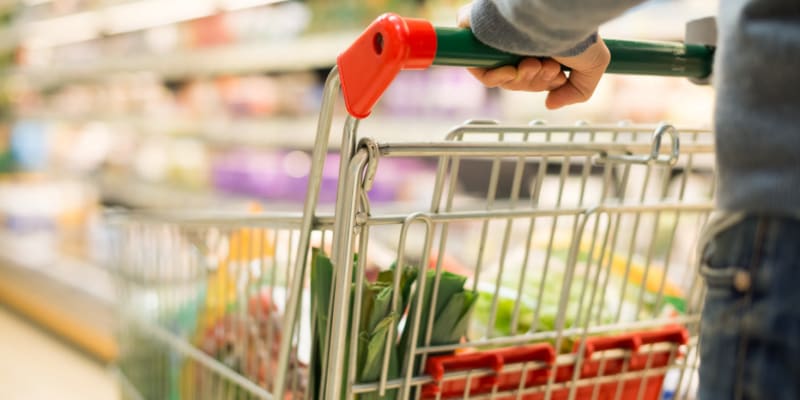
[310,249,477,400]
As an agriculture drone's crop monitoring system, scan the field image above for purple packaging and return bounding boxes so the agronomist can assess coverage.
[210,149,433,204]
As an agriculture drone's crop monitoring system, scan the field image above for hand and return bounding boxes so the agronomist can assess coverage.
[457,4,611,110]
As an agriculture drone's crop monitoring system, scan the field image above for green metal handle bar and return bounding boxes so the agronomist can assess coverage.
[337,14,715,118]
[434,27,714,78]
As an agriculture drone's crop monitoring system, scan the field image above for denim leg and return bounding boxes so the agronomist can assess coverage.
[698,215,800,400]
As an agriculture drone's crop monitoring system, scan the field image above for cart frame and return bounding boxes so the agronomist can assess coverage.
[113,13,717,400]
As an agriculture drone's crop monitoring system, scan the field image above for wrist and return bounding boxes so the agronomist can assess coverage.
[555,38,611,71]
[555,32,599,57]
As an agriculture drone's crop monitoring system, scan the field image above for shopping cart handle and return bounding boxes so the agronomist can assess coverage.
[436,28,714,77]
[337,13,715,119]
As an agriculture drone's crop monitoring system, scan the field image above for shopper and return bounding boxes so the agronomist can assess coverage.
[458,1,800,399]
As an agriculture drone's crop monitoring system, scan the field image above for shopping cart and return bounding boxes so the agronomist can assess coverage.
[111,14,717,400]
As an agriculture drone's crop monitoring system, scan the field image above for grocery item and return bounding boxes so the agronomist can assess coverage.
[182,223,311,398]
[471,241,685,345]
[196,290,305,395]
[310,248,477,400]
[399,269,478,354]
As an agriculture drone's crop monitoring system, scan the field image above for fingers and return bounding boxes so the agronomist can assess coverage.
[467,66,516,87]
[547,71,569,90]
[468,57,570,92]
[545,81,587,109]
[504,57,544,88]
[500,58,566,92]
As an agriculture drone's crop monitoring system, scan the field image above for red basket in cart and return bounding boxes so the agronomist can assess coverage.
[423,326,689,400]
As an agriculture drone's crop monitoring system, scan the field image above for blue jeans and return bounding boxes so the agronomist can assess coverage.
[699,215,800,400]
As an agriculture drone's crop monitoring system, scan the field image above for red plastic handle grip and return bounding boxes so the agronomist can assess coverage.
[577,325,689,358]
[337,13,437,119]
[423,344,556,398]
[637,325,689,346]
[497,344,556,365]
[579,335,642,358]
[426,352,503,382]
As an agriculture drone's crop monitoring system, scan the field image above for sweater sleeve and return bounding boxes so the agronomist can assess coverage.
[470,0,645,56]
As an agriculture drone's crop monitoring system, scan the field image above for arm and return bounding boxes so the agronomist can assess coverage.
[460,0,645,109]
[470,0,645,56]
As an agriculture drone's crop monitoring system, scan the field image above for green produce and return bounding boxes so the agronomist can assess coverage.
[471,246,685,349]
[399,270,478,356]
[310,249,477,400]
[310,249,417,400]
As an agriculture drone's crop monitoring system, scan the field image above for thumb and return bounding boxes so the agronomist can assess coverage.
[546,40,610,109]
[545,70,598,109]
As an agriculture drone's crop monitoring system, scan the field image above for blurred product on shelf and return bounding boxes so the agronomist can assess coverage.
[10,71,320,119]
[498,74,714,125]
[382,69,493,119]
[0,174,100,261]
[0,124,11,172]
[305,0,419,32]
[132,136,209,188]
[16,1,314,68]
[9,119,48,170]
[211,149,436,204]
[10,118,121,174]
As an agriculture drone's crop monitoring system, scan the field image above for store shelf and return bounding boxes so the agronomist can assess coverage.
[20,114,464,149]
[13,30,358,87]
[0,253,117,362]
[18,0,296,46]
[97,171,258,209]
[0,226,116,362]
[0,229,114,303]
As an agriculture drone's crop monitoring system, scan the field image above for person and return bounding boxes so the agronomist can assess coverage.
[457,1,800,399]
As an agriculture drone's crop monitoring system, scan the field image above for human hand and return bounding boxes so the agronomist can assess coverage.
[457,3,611,109]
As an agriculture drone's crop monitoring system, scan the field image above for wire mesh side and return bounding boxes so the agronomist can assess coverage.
[111,215,333,400]
[326,122,713,400]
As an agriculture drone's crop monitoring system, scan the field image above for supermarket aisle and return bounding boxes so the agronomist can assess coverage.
[0,307,118,400]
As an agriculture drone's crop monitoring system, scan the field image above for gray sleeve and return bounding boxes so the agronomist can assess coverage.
[470,0,645,56]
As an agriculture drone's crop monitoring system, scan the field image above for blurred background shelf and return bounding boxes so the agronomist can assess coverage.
[14,114,463,148]
[600,0,718,39]
[19,0,296,42]
[12,31,359,87]
[0,1,718,396]
[97,170,257,209]
[0,253,116,363]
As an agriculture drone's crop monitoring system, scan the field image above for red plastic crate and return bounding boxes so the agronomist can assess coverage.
[422,326,688,400]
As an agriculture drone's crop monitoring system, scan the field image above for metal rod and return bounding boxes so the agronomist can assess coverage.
[325,150,370,400]
[275,67,341,400]
[378,142,713,158]
[139,320,272,399]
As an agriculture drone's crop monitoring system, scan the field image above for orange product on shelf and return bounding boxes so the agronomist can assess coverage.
[201,203,276,329]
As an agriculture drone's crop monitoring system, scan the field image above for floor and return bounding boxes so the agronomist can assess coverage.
[0,307,118,400]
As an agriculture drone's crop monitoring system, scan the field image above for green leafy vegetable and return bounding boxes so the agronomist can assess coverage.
[310,249,421,400]
[399,270,478,372]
